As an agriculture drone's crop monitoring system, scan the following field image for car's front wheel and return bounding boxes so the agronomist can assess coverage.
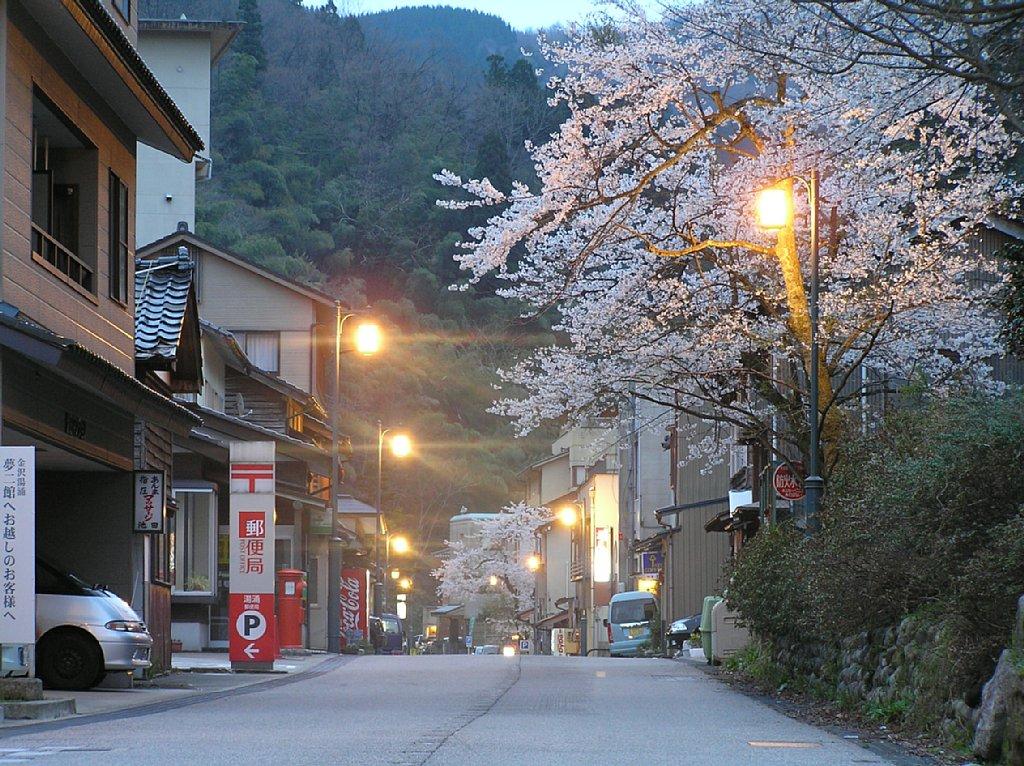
[37,630,104,690]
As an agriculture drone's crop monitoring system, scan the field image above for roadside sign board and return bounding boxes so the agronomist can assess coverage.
[0,447,34,648]
[773,462,805,501]
[229,442,276,668]
[519,639,532,655]
[639,551,663,574]
[133,471,165,533]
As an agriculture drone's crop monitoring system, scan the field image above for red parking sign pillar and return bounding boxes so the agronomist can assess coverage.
[229,441,276,671]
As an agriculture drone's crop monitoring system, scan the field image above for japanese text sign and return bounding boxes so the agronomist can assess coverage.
[133,471,165,533]
[0,448,34,645]
[229,442,275,666]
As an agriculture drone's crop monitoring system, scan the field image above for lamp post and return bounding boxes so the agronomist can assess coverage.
[375,424,412,615]
[755,169,823,531]
[327,304,382,653]
[558,500,586,655]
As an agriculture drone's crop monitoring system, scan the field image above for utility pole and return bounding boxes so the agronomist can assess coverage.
[804,169,823,532]
[375,419,383,615]
[327,301,342,653]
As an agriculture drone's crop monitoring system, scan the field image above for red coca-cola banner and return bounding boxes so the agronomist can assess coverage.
[340,567,369,648]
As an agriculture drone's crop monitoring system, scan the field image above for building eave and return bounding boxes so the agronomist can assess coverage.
[20,0,203,160]
[138,18,244,64]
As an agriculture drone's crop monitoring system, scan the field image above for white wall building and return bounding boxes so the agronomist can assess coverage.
[136,19,239,246]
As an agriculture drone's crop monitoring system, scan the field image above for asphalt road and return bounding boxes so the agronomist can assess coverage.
[0,655,903,765]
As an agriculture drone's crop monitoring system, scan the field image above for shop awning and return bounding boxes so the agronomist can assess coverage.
[705,504,761,534]
[634,529,671,552]
[655,496,730,526]
[535,610,572,630]
[0,302,200,436]
[186,404,330,472]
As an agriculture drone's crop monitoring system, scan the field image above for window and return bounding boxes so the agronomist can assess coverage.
[112,0,129,22]
[31,90,98,295]
[151,531,170,585]
[108,171,129,303]
[234,331,280,372]
[170,490,217,594]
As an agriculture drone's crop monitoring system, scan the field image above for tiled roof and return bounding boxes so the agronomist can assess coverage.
[135,247,194,362]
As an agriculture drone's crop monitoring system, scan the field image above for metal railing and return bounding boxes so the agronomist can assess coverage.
[32,224,93,293]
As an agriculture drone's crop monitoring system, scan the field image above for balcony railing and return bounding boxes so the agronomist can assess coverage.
[32,224,94,296]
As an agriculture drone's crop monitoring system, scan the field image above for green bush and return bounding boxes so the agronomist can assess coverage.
[727,396,1024,727]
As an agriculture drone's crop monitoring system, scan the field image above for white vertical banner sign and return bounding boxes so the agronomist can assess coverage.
[133,471,165,533]
[0,447,34,647]
[229,441,276,668]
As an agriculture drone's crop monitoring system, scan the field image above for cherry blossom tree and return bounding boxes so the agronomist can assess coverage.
[432,503,551,634]
[438,0,1019,473]
[697,0,1024,135]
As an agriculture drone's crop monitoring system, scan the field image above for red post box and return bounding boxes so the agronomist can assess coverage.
[276,568,307,650]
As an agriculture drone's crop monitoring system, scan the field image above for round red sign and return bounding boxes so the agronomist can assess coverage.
[773,462,806,501]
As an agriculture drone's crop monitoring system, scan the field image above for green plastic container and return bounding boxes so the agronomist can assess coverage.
[700,595,723,662]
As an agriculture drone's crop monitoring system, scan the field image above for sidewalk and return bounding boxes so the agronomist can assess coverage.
[171,650,328,674]
[1,651,337,727]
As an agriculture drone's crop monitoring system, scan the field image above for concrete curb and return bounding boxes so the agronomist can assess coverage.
[1,698,76,721]
[0,653,353,735]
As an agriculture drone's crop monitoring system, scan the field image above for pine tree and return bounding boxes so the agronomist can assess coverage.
[236,0,266,71]
[474,131,511,192]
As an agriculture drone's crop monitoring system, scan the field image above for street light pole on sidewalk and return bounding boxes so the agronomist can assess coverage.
[374,425,412,615]
[327,305,382,653]
[756,169,824,532]
[327,301,345,654]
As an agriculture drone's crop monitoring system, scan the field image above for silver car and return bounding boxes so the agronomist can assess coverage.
[36,560,152,690]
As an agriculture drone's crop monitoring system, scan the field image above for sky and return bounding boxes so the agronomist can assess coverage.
[309,0,605,30]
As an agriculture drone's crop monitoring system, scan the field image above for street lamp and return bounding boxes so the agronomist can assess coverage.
[488,574,499,587]
[398,576,412,591]
[354,322,382,356]
[390,568,401,580]
[376,424,412,615]
[389,434,412,459]
[391,535,411,555]
[555,500,590,654]
[755,170,824,531]
[327,304,382,654]
[525,553,542,572]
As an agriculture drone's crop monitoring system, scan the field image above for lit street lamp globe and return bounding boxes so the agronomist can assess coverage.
[557,505,578,527]
[389,433,413,459]
[354,322,383,355]
[755,186,793,229]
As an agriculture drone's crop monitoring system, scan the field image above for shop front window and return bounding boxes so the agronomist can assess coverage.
[170,489,216,594]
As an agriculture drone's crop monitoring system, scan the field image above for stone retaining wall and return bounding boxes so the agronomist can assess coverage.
[765,596,1024,763]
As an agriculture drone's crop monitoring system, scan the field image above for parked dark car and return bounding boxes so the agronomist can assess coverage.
[666,613,702,654]
[379,613,406,654]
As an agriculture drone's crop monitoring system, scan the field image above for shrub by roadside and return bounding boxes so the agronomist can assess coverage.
[726,397,1024,754]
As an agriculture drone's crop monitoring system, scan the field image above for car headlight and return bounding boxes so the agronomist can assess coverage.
[105,620,147,633]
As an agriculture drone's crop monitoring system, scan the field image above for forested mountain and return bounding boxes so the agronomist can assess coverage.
[139,0,563,553]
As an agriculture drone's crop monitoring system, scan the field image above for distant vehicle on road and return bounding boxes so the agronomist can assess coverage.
[473,645,500,655]
[606,591,659,657]
[666,613,701,653]
[379,613,406,654]
[36,559,152,690]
